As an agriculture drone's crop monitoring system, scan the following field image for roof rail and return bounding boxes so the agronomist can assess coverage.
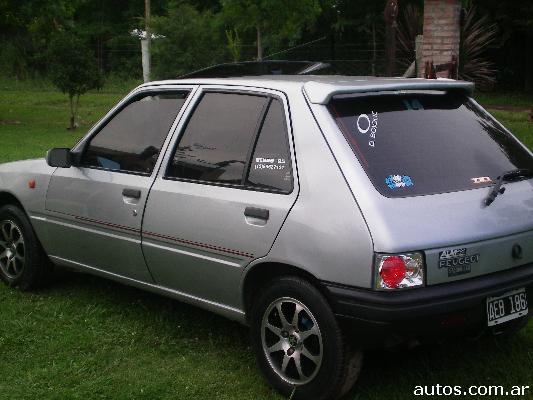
[178,61,330,79]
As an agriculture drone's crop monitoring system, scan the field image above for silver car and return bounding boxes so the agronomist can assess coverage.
[0,75,532,400]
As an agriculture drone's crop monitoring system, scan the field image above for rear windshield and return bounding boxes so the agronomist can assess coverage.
[328,92,533,197]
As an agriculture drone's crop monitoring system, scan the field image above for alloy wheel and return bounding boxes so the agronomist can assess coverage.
[261,297,323,386]
[0,220,26,279]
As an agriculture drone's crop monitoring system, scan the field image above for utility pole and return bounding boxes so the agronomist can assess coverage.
[143,0,151,82]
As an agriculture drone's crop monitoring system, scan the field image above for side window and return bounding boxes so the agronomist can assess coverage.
[247,99,293,192]
[82,92,188,174]
[167,92,269,184]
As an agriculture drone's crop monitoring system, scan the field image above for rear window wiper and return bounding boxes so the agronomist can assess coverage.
[484,168,533,206]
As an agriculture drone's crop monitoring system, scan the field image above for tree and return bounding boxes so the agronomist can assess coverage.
[48,34,103,130]
[459,7,498,89]
[152,2,226,78]
[221,0,322,60]
[0,0,80,78]
[225,28,242,62]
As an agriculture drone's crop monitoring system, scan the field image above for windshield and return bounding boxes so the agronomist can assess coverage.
[328,92,533,197]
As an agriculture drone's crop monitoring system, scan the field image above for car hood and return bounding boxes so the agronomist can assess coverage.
[0,158,47,173]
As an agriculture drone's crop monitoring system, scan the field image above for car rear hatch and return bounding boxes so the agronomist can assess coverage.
[306,79,533,285]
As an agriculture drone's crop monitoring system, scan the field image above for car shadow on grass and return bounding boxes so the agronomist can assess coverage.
[345,326,532,399]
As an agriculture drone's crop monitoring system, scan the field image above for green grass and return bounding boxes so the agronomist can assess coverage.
[0,85,532,400]
[490,110,533,149]
[476,92,533,109]
[0,91,124,164]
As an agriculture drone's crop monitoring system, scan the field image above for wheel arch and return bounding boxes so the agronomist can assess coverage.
[242,261,332,323]
[0,191,26,213]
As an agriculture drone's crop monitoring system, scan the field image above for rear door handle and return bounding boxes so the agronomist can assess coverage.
[122,188,141,199]
[244,207,269,220]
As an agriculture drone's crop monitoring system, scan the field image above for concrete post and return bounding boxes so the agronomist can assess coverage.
[141,39,150,83]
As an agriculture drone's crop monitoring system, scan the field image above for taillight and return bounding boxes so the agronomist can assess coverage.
[375,252,425,290]
[380,256,406,288]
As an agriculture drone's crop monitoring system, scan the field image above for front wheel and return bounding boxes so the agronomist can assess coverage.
[250,276,363,400]
[0,205,52,290]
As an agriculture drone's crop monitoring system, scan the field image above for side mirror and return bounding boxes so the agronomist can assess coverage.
[46,148,72,168]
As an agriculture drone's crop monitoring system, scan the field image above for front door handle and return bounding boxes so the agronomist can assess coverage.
[122,188,141,199]
[244,207,269,220]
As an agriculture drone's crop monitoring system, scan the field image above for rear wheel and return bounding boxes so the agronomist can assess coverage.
[250,276,363,400]
[0,205,52,290]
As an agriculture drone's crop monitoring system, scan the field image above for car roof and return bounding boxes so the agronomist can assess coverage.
[141,75,475,105]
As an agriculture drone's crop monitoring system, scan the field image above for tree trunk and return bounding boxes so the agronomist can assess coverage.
[525,29,532,92]
[371,22,376,76]
[385,24,397,76]
[256,26,263,61]
[384,0,398,77]
[329,32,335,60]
[68,94,75,130]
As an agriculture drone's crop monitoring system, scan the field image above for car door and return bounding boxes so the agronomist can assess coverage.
[142,87,298,309]
[44,88,193,281]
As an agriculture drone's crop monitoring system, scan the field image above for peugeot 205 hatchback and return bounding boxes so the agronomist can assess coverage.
[0,75,532,400]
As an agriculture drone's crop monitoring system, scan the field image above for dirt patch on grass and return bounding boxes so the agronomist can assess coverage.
[0,120,22,125]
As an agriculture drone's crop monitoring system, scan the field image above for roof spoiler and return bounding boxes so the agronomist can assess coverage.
[304,79,475,105]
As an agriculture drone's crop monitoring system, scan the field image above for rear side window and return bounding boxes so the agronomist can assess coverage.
[83,92,188,174]
[247,99,293,192]
[167,92,293,193]
[329,92,533,197]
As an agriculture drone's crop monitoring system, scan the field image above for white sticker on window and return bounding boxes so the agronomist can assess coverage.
[254,156,287,171]
[356,111,378,148]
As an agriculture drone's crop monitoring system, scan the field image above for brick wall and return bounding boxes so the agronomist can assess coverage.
[418,0,461,78]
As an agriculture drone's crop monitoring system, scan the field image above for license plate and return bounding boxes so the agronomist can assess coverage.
[486,288,528,327]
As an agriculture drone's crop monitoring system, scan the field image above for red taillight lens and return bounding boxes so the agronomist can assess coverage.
[379,256,407,288]
[375,252,424,290]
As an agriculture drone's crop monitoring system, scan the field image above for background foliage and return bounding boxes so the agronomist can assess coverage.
[0,0,532,90]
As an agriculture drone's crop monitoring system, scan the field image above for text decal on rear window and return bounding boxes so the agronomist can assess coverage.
[356,111,378,148]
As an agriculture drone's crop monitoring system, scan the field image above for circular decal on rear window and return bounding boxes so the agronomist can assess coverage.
[356,112,378,148]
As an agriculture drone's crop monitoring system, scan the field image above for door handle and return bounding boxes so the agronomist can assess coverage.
[244,207,269,220]
[122,188,141,199]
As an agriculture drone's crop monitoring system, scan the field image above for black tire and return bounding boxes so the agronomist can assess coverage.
[0,204,52,290]
[250,276,363,400]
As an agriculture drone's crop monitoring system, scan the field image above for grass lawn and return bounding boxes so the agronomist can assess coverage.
[476,91,533,109]
[0,83,532,400]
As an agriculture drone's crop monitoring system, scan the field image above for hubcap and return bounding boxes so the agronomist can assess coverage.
[261,297,323,386]
[0,220,25,279]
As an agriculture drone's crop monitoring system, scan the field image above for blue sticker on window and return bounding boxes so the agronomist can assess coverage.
[385,175,413,189]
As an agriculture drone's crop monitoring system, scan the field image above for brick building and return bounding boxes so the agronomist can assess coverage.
[417,0,461,78]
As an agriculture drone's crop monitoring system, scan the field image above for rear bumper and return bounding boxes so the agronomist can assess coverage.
[323,263,533,343]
